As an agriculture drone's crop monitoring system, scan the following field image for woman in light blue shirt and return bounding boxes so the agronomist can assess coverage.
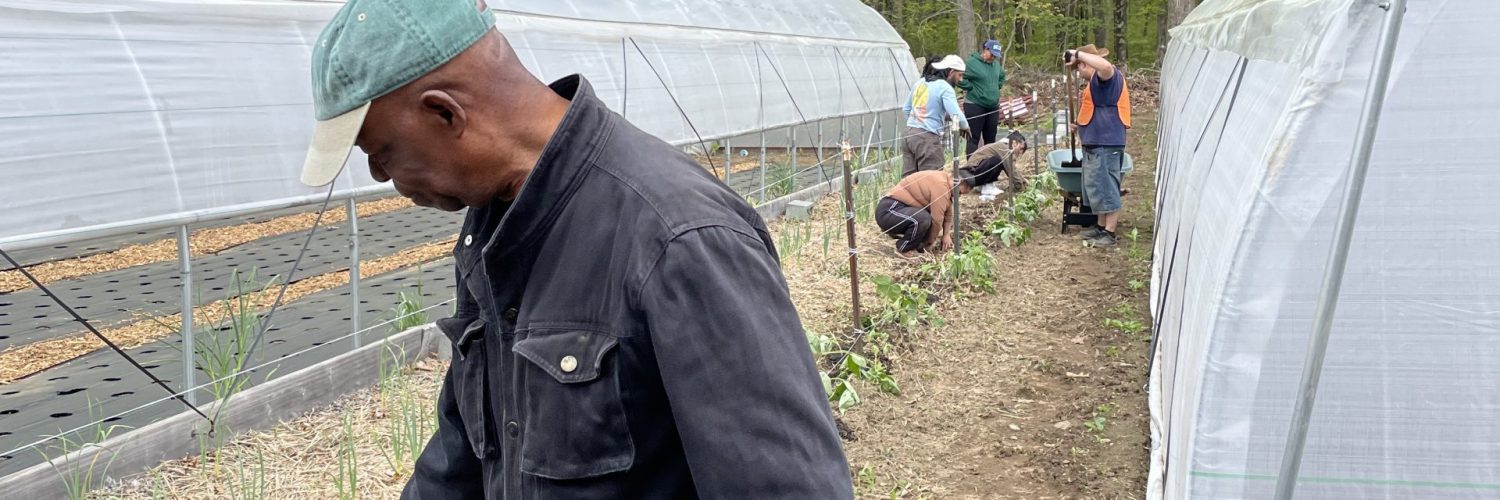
[901,55,969,176]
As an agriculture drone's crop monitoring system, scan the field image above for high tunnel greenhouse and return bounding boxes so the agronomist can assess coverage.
[1150,0,1500,498]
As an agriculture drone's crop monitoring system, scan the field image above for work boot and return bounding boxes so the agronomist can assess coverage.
[1088,230,1118,247]
[1079,225,1106,239]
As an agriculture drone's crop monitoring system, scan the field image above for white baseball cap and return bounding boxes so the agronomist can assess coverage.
[932,55,966,72]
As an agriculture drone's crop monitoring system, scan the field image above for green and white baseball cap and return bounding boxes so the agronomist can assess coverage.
[301,0,497,187]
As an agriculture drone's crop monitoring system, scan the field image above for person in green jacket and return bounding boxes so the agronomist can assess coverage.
[958,39,1007,157]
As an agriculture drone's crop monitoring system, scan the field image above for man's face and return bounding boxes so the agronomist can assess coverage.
[980,50,994,63]
[355,95,473,212]
[1077,63,1097,81]
[947,69,963,85]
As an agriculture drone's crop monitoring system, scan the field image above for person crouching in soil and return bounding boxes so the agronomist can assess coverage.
[875,163,1004,257]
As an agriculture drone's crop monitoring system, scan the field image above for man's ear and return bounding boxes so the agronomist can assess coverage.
[418,90,468,138]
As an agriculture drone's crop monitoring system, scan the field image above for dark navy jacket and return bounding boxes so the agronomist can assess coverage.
[402,75,852,499]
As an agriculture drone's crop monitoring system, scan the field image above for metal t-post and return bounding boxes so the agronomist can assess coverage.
[948,120,961,245]
[1273,2,1407,498]
[347,198,362,348]
[817,121,825,181]
[757,50,767,202]
[790,126,798,191]
[1033,90,1041,175]
[858,114,870,169]
[724,138,733,183]
[177,225,195,405]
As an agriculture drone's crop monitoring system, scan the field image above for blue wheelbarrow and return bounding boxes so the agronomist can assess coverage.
[1046,149,1133,233]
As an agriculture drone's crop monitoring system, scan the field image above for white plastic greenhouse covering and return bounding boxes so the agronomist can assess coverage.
[1150,0,1500,498]
[0,0,915,248]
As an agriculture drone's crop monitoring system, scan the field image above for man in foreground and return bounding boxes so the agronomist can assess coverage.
[299,0,853,497]
[875,163,1003,256]
[1065,44,1131,247]
[902,54,969,176]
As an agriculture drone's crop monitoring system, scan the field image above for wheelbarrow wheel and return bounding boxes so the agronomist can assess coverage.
[1060,196,1074,234]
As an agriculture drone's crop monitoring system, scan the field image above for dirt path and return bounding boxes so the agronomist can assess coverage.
[835,108,1158,499]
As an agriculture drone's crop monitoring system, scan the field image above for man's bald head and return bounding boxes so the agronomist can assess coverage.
[353,31,570,211]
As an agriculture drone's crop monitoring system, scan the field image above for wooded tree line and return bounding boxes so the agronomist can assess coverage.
[863,0,1201,70]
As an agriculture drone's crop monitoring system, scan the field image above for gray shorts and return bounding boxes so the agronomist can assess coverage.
[1082,146,1124,214]
[902,127,945,177]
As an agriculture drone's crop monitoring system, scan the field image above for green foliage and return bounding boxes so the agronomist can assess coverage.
[864,0,1171,70]
[870,274,941,332]
[156,268,276,407]
[1008,172,1060,225]
[1084,415,1108,433]
[929,232,998,292]
[765,161,799,200]
[197,269,267,404]
[35,401,127,500]
[988,218,1032,247]
[1127,278,1147,292]
[377,345,436,482]
[1085,402,1116,437]
[1032,170,1061,195]
[777,217,815,265]
[984,170,1056,248]
[228,448,267,500]
[1109,302,1138,317]
[807,331,901,414]
[1125,227,1149,261]
[387,265,428,334]
[857,464,879,493]
[1103,318,1145,335]
[334,413,359,500]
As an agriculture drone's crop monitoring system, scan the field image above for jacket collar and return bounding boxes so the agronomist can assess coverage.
[462,75,615,271]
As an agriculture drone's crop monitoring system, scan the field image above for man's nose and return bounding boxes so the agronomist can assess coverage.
[368,156,390,183]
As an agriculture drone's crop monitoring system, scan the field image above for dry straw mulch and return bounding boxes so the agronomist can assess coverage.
[0,197,413,294]
[0,236,455,385]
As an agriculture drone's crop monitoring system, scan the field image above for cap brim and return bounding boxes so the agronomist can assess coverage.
[301,102,370,187]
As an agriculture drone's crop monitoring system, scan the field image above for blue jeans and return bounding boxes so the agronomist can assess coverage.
[1082,146,1124,214]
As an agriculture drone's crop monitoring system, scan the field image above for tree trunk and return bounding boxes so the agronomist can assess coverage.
[890,0,902,33]
[983,0,992,41]
[1157,0,1169,63]
[956,0,977,56]
[1168,0,1195,29]
[1095,0,1109,49]
[1114,0,1128,68]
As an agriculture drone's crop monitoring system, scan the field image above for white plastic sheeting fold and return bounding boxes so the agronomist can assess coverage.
[1150,0,1500,498]
[0,0,915,247]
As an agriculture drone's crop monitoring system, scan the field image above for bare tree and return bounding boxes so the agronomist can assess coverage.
[1168,0,1196,29]
[956,0,977,56]
[1114,0,1128,67]
[1157,1,1169,62]
[890,0,903,32]
[1095,0,1108,48]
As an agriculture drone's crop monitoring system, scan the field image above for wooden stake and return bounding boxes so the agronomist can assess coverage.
[841,140,861,333]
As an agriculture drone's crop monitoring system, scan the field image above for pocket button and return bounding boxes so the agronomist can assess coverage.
[559,355,578,373]
[506,420,520,439]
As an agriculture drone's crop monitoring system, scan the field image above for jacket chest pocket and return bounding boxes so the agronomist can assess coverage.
[437,317,494,459]
[512,329,634,480]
